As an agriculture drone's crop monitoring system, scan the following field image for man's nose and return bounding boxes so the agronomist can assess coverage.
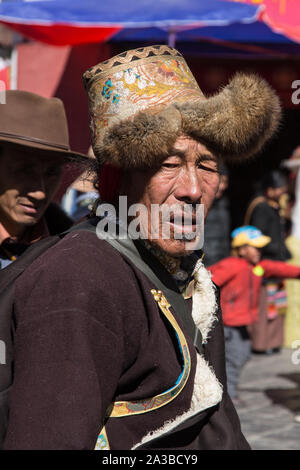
[27,175,47,200]
[174,168,202,204]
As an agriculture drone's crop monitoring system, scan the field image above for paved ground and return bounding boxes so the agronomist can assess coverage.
[234,347,300,450]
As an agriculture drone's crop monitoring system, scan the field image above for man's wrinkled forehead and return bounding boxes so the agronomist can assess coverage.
[170,138,218,165]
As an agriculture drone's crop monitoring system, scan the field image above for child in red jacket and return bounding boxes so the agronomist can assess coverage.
[208,225,300,403]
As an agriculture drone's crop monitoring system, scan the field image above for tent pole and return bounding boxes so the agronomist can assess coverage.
[168,30,176,48]
[10,45,18,90]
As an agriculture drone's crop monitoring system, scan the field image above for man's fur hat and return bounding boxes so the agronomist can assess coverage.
[83,45,281,169]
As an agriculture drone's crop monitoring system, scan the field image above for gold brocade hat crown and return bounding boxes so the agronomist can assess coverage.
[83,45,281,169]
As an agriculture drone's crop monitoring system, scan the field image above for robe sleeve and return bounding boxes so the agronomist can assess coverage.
[3,233,144,450]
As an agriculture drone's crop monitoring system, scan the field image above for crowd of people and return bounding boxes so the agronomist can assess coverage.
[204,162,300,412]
[0,44,298,450]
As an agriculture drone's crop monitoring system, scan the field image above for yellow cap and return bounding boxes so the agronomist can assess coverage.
[231,226,271,248]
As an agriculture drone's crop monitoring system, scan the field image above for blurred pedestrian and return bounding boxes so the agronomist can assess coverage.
[244,169,290,353]
[282,147,300,424]
[0,91,85,270]
[61,146,98,221]
[208,226,300,401]
[244,169,290,261]
[203,163,231,267]
[282,146,300,243]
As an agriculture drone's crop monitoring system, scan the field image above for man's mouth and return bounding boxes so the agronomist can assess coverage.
[18,203,41,215]
[161,220,199,243]
[166,213,198,233]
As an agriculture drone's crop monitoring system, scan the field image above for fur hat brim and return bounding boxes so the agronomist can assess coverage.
[95,73,281,169]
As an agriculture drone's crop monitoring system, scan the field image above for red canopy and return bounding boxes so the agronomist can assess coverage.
[235,0,300,44]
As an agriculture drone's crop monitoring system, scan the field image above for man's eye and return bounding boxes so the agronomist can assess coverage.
[162,163,180,169]
[198,163,218,173]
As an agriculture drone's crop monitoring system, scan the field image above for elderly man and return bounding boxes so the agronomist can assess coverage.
[0,91,82,269]
[3,46,280,450]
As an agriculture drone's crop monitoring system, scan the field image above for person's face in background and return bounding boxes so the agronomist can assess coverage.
[266,185,287,203]
[0,146,63,238]
[238,244,261,265]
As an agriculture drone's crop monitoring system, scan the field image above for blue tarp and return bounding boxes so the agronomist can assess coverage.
[0,0,265,46]
[112,21,294,44]
[0,0,260,26]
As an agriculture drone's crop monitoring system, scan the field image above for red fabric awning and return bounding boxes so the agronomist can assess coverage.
[232,0,300,43]
[0,21,121,46]
[0,0,261,46]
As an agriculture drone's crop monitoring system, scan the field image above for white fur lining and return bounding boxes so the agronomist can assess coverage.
[191,259,218,344]
[132,353,223,449]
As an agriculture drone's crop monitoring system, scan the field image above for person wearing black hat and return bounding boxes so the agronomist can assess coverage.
[0,90,85,269]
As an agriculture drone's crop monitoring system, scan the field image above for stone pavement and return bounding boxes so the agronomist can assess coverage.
[234,347,300,450]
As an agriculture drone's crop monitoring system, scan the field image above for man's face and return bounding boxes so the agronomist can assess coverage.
[0,146,63,237]
[122,135,220,257]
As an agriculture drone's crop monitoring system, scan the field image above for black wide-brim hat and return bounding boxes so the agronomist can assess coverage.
[0,90,87,162]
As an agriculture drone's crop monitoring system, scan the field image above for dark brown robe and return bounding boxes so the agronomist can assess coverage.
[3,230,249,450]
